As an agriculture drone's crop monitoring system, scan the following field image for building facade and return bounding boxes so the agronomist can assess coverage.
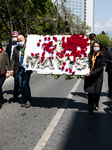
[65,0,95,32]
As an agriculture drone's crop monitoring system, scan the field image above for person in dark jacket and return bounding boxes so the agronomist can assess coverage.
[10,35,32,108]
[6,31,20,102]
[0,42,10,108]
[84,41,106,114]
[105,48,112,97]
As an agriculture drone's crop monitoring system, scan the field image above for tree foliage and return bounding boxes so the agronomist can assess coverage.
[96,33,111,49]
[0,0,57,41]
[0,0,91,42]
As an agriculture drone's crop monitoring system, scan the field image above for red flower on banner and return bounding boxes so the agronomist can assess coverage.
[69,69,72,73]
[39,39,41,42]
[72,71,75,75]
[48,37,51,41]
[41,56,45,63]
[50,56,54,59]
[53,36,58,41]
[65,68,68,72]
[37,43,40,47]
[62,66,64,70]
[56,52,59,56]
[35,53,39,56]
[31,53,34,57]
[62,36,65,41]
[44,37,47,41]
[62,62,66,66]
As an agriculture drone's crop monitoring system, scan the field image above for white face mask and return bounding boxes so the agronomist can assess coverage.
[12,38,17,42]
[93,47,100,52]
[18,41,24,47]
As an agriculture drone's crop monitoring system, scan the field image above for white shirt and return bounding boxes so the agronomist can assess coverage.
[10,43,18,61]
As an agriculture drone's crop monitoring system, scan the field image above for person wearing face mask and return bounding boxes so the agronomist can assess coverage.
[6,31,20,102]
[84,41,106,114]
[10,35,32,108]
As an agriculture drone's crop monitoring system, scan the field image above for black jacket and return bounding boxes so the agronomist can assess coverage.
[6,42,12,62]
[84,50,105,94]
[105,49,112,72]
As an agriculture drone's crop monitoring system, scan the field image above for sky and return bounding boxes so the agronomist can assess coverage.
[94,0,112,34]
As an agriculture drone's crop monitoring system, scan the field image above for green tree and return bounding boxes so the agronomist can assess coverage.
[96,33,111,49]
[0,0,57,41]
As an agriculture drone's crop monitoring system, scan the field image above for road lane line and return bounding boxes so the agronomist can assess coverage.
[33,79,81,150]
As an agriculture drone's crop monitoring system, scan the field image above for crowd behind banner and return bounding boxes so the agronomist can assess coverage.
[0,32,111,114]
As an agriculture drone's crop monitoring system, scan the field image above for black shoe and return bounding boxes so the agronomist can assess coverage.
[25,101,31,108]
[21,103,26,107]
[89,107,93,114]
[0,103,2,109]
[18,90,21,96]
[108,93,111,97]
[0,100,4,104]
[13,98,18,103]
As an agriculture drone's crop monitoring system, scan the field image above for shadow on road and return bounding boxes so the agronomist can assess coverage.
[60,111,112,150]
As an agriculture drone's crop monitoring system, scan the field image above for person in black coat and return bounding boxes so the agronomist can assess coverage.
[84,41,106,114]
[105,48,112,97]
[6,31,20,102]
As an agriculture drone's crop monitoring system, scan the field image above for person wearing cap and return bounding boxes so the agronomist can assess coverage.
[6,31,20,102]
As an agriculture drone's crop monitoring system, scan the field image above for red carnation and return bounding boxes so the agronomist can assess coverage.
[42,51,45,56]
[51,51,54,54]
[48,37,51,41]
[35,53,39,56]
[50,56,54,59]
[44,37,47,41]
[62,66,64,70]
[65,68,68,72]
[37,43,40,46]
[62,62,66,66]
[56,52,59,56]
[62,36,65,41]
[31,53,34,57]
[72,71,75,75]
[69,69,72,73]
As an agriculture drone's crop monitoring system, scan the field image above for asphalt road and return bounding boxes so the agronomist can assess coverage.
[0,71,112,150]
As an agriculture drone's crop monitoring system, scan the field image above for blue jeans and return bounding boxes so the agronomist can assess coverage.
[18,67,32,103]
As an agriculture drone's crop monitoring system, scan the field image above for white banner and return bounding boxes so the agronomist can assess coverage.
[23,34,90,75]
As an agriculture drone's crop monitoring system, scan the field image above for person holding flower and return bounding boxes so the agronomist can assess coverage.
[0,42,10,108]
[84,41,106,114]
[10,35,32,108]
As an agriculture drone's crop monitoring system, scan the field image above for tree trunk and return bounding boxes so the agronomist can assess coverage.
[5,0,13,40]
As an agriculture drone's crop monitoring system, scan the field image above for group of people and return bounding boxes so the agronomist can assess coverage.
[0,32,112,114]
[0,31,32,108]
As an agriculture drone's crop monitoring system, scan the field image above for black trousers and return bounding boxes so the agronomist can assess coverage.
[0,74,6,102]
[107,72,112,94]
[13,73,19,99]
[88,93,100,108]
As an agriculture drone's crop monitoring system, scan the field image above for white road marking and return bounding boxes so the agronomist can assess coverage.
[33,79,81,150]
